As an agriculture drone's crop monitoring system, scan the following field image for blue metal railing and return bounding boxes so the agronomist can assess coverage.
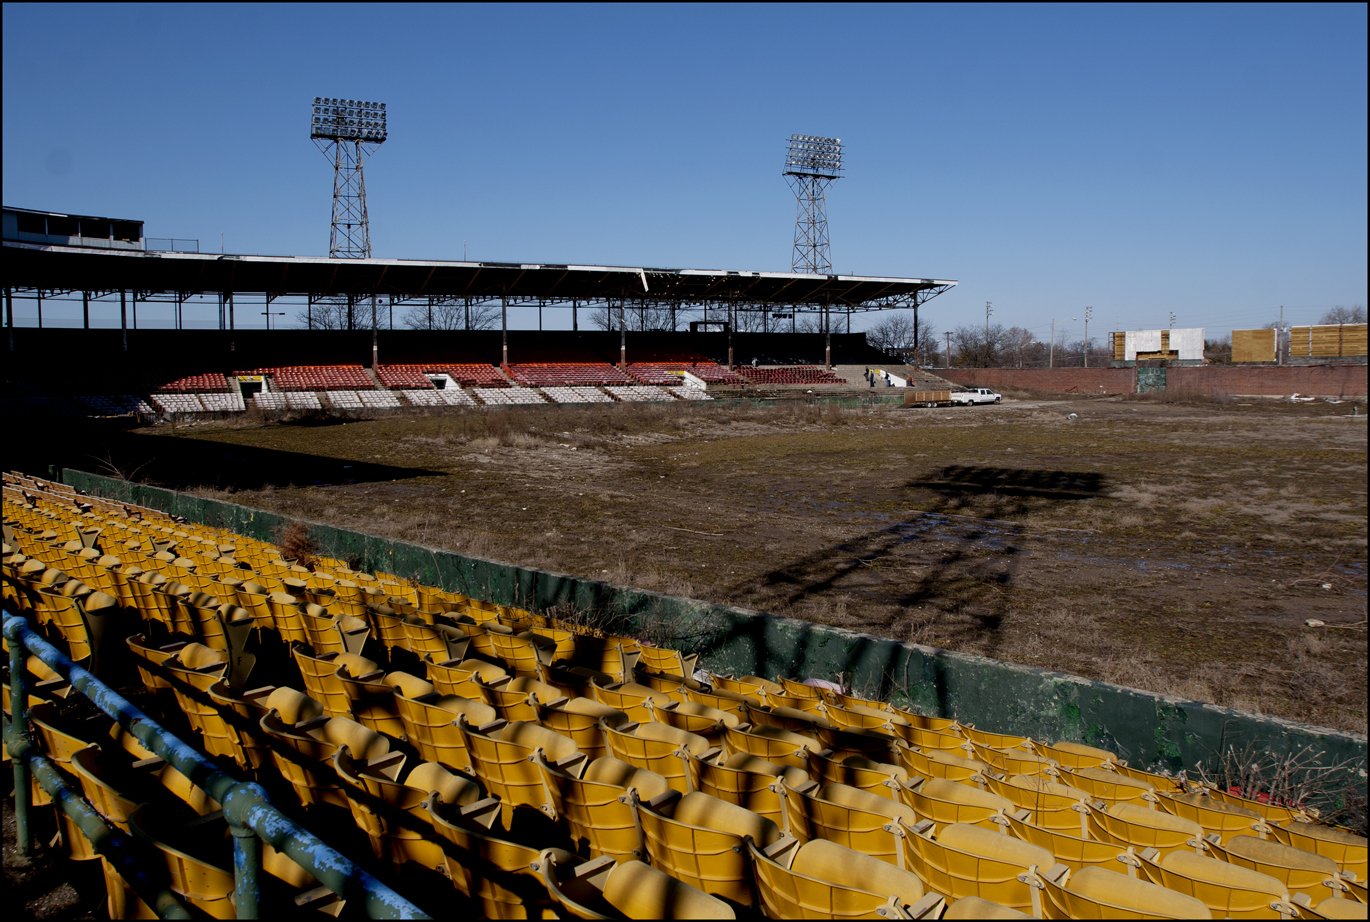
[3,610,430,919]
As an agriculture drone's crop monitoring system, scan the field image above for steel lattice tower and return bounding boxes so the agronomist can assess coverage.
[784,135,842,274]
[311,97,387,258]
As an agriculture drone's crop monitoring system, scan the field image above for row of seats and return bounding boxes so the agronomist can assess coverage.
[626,362,751,385]
[374,364,512,389]
[508,364,638,387]
[736,366,850,385]
[5,472,1366,920]
[243,365,375,390]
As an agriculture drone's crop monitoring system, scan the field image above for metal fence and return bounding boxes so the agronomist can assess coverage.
[3,610,430,920]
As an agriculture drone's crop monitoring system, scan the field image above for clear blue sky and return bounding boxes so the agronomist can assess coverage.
[3,3,1366,338]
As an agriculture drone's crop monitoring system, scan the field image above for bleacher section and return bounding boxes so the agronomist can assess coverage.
[737,365,849,386]
[541,386,614,404]
[150,393,204,413]
[76,395,154,416]
[247,365,374,391]
[322,390,365,408]
[10,470,1357,922]
[508,363,635,387]
[606,385,675,402]
[471,387,547,406]
[153,372,231,393]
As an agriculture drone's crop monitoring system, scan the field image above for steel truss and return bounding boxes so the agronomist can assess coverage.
[314,139,377,259]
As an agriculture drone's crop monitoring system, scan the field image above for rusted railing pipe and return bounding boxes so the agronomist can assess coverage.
[3,611,430,919]
[3,715,192,919]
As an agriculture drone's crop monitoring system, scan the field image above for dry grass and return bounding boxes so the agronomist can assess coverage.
[154,396,1367,733]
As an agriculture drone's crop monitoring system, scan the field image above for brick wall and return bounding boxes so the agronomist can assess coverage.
[1168,364,1367,397]
[937,365,1367,396]
[938,367,1136,394]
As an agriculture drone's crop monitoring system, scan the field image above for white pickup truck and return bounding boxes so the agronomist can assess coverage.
[903,387,1003,408]
[951,387,1002,405]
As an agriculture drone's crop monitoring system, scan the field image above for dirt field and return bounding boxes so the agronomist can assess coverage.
[117,395,1367,734]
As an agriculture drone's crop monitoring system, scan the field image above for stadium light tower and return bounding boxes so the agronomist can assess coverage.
[311,97,387,258]
[783,134,843,275]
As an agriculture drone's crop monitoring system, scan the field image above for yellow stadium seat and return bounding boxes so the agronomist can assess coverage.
[696,751,812,825]
[636,645,698,680]
[394,685,495,773]
[823,701,910,736]
[899,819,1057,911]
[334,747,479,871]
[682,684,754,720]
[590,678,677,723]
[458,715,584,821]
[538,850,736,920]
[602,720,717,795]
[1211,835,1347,902]
[747,702,832,735]
[426,794,577,919]
[1058,765,1159,808]
[1137,846,1296,919]
[259,688,389,810]
[401,614,472,664]
[748,836,929,920]
[778,778,919,865]
[478,674,564,723]
[535,752,669,862]
[1270,822,1367,880]
[901,777,1015,830]
[892,722,975,754]
[1035,740,1115,770]
[1088,801,1207,859]
[1022,862,1211,920]
[895,741,987,785]
[425,654,508,699]
[633,788,784,907]
[650,700,741,745]
[536,696,631,761]
[984,774,1092,836]
[291,648,376,719]
[1157,790,1271,844]
[969,742,1060,779]
[723,722,822,771]
[807,749,908,800]
[127,804,235,919]
[1292,895,1369,920]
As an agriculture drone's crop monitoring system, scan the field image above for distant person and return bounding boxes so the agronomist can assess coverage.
[751,356,759,368]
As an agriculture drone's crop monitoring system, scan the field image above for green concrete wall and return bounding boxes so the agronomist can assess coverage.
[61,469,1365,797]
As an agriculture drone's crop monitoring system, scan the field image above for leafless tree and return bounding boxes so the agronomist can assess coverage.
[294,298,352,330]
[400,298,500,330]
[952,323,1008,367]
[867,313,940,365]
[589,301,679,331]
[1319,305,1367,324]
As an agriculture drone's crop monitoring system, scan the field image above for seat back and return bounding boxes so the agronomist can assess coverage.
[395,692,494,773]
[896,741,987,785]
[426,796,567,918]
[747,838,915,920]
[603,720,712,795]
[1003,808,1135,874]
[903,820,1054,910]
[779,779,918,865]
[1029,864,1212,920]
[1139,847,1294,919]
[1087,801,1206,858]
[535,752,665,862]
[535,697,629,761]
[697,752,811,824]
[723,722,820,770]
[1268,821,1366,880]
[1211,835,1345,901]
[636,790,781,907]
[458,716,579,818]
[902,777,1015,830]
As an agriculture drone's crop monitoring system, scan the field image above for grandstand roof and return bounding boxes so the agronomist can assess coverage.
[2,240,955,310]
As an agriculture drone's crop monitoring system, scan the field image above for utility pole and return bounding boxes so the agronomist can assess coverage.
[1278,305,1284,365]
[1049,319,1055,369]
[1169,311,1176,329]
[985,302,993,367]
[1084,306,1092,368]
[944,331,951,369]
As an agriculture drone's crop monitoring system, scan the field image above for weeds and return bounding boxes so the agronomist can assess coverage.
[1194,738,1367,835]
[272,520,319,569]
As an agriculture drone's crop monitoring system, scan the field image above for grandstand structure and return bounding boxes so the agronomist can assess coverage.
[7,471,1365,919]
